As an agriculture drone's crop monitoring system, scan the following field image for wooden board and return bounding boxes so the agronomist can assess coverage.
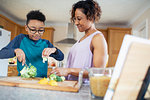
[112,43,150,100]
[0,76,79,92]
[104,35,150,100]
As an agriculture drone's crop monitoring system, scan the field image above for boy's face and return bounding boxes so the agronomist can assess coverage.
[25,20,45,41]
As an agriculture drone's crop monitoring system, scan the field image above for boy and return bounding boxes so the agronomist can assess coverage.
[0,10,64,77]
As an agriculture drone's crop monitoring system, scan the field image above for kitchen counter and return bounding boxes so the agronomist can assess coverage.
[0,83,101,100]
[0,81,149,100]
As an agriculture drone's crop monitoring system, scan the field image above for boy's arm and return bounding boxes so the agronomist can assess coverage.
[50,47,64,61]
[46,40,64,61]
[0,34,24,59]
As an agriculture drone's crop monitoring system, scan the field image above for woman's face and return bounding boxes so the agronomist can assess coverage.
[25,20,45,41]
[74,8,93,32]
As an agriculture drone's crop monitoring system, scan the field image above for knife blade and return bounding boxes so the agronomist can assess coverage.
[24,62,29,68]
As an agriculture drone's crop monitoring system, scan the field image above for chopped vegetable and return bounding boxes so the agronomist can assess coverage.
[38,78,57,86]
[48,80,57,86]
[38,78,49,85]
[28,65,37,77]
[49,74,57,81]
[42,57,48,63]
[38,74,65,86]
[20,63,37,78]
[56,76,62,82]
[60,76,65,81]
[49,74,65,82]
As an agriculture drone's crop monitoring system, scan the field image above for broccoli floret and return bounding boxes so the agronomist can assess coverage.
[56,76,62,82]
[49,74,65,82]
[28,65,37,77]
[49,74,57,81]
[21,72,30,78]
[20,63,37,78]
[61,76,65,81]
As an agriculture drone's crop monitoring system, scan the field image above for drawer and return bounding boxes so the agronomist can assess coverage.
[8,66,18,76]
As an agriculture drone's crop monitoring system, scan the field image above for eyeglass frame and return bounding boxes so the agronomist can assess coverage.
[26,25,45,34]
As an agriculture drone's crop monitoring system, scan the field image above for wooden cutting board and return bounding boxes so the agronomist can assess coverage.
[0,76,79,92]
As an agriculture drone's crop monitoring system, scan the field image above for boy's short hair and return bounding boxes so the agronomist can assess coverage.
[26,10,46,25]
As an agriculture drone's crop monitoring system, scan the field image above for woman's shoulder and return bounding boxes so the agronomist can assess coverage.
[91,31,107,47]
[92,31,104,40]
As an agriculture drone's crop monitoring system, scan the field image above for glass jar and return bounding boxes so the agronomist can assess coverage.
[89,67,113,99]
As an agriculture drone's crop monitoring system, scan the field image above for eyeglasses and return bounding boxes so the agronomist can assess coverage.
[27,25,45,34]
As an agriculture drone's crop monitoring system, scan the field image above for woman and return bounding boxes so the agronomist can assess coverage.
[51,0,107,81]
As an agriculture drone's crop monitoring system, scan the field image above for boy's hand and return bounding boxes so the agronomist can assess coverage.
[14,48,26,66]
[42,48,56,57]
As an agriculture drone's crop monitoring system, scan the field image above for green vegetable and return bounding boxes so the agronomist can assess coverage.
[49,74,65,82]
[60,76,65,81]
[49,74,57,81]
[56,76,62,82]
[28,65,37,77]
[20,63,37,78]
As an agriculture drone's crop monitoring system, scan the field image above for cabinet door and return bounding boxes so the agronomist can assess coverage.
[108,28,131,67]
[97,29,108,43]
[0,16,6,28]
[42,27,54,44]
[0,15,20,40]
[20,26,27,35]
[4,22,17,40]
[8,66,18,76]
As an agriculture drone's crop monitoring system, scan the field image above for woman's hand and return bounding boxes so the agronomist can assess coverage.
[42,48,56,57]
[14,48,25,66]
[50,67,70,76]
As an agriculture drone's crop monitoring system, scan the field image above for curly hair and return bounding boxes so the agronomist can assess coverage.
[71,0,102,23]
[26,10,46,25]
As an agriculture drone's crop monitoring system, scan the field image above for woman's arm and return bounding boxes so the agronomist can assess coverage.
[91,33,108,68]
[69,68,88,78]
[50,68,89,78]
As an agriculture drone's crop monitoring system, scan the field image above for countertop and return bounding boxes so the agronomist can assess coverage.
[0,83,101,100]
[0,81,149,100]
